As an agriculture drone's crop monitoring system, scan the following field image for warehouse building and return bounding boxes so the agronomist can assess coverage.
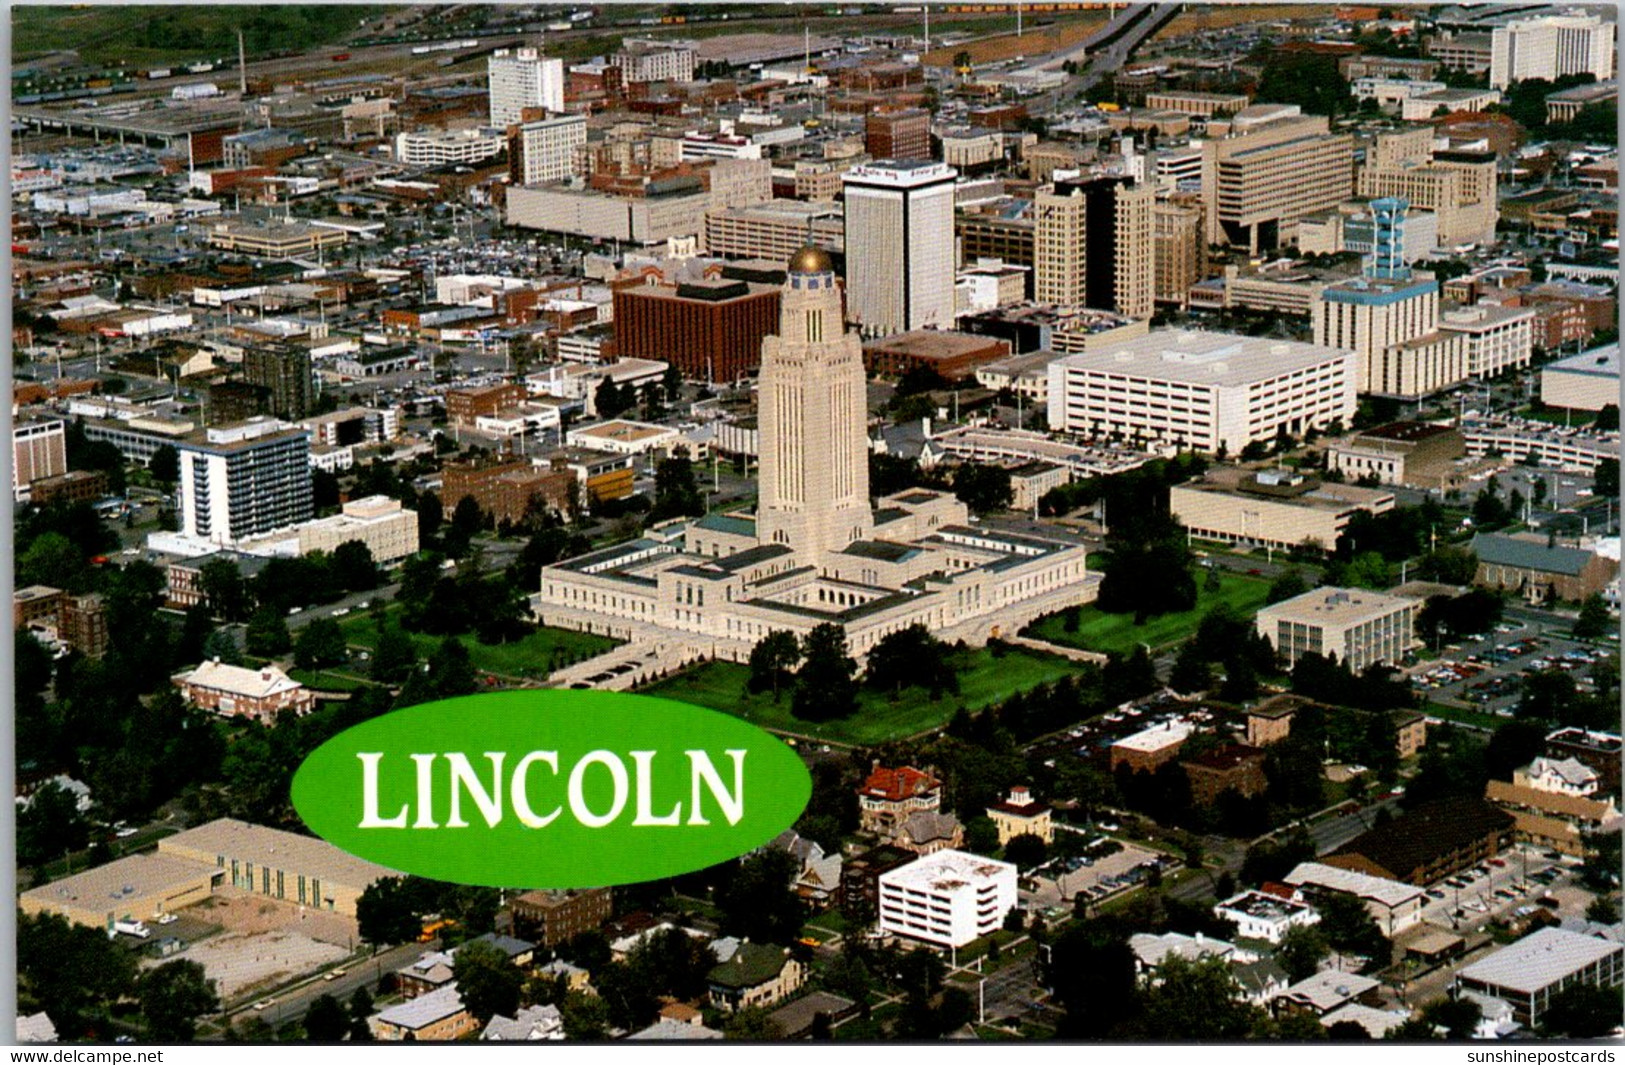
[1456,927,1624,1028]
[158,818,401,916]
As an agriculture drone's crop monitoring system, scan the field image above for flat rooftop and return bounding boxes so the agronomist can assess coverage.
[1258,586,1412,626]
[1053,329,1350,388]
[571,420,674,442]
[879,849,1014,894]
[1545,343,1618,378]
[1457,927,1623,994]
[1112,719,1194,753]
[160,818,401,889]
[21,852,218,913]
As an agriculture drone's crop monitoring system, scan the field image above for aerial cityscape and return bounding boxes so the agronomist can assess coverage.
[9,0,1623,1044]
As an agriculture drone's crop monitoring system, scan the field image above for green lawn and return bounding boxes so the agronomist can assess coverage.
[339,608,618,681]
[1024,572,1272,656]
[287,668,376,693]
[641,646,1081,746]
[1424,701,1505,731]
[13,5,389,66]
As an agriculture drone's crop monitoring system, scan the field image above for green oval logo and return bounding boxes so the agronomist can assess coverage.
[290,690,812,888]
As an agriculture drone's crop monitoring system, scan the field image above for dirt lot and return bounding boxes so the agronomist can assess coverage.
[922,14,1106,67]
[150,889,359,1001]
[1154,4,1332,40]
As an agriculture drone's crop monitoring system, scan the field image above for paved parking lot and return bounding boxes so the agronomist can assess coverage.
[1408,618,1613,716]
[1411,843,1586,934]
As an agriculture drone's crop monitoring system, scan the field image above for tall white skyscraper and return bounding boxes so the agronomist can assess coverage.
[1490,10,1614,89]
[510,113,587,185]
[841,160,957,337]
[488,48,565,129]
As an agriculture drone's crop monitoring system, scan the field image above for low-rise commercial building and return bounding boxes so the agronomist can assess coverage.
[1327,798,1514,885]
[878,849,1018,948]
[19,853,219,932]
[1325,422,1470,489]
[1171,468,1394,554]
[293,495,419,563]
[1284,861,1428,937]
[1470,532,1618,604]
[861,330,1010,380]
[1540,344,1619,412]
[1214,890,1321,945]
[1111,720,1194,773]
[1182,744,1268,806]
[1256,587,1416,671]
[1456,928,1624,1028]
[158,817,401,917]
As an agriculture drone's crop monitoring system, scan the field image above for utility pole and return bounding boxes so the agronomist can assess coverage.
[238,29,248,97]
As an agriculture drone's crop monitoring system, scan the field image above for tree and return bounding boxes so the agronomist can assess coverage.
[1276,923,1330,983]
[17,781,90,866]
[716,849,804,944]
[723,1006,784,1040]
[424,636,478,700]
[1595,458,1619,500]
[561,991,610,1039]
[865,624,958,697]
[453,939,523,1023]
[1595,404,1620,432]
[1573,594,1612,640]
[1316,891,1388,969]
[294,617,349,670]
[371,620,418,683]
[651,455,704,521]
[332,540,379,593]
[951,462,1013,514]
[792,623,858,722]
[245,606,292,657]
[1003,832,1048,868]
[149,444,180,484]
[1169,641,1214,695]
[747,630,802,701]
[356,876,424,947]
[303,993,351,1041]
[1128,955,1265,1040]
[1541,984,1624,1038]
[18,532,85,590]
[199,557,250,622]
[1586,896,1619,924]
[18,912,139,1035]
[964,816,1000,855]
[1267,569,1309,604]
[139,959,220,1041]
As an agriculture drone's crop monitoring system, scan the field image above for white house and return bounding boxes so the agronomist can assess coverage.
[1517,756,1600,798]
[1214,890,1322,945]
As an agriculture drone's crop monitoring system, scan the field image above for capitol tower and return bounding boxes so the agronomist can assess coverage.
[755,246,874,561]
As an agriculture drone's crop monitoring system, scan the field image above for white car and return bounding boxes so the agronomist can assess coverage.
[156,913,178,925]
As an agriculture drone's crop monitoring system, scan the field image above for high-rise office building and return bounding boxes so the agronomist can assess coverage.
[243,345,314,420]
[1034,174,1154,319]
[756,247,874,558]
[177,420,315,547]
[1152,196,1205,309]
[1358,131,1499,249]
[865,109,932,162]
[510,113,587,185]
[842,160,957,336]
[1199,106,1354,252]
[488,48,565,129]
[1311,199,1470,399]
[12,419,67,503]
[1490,11,1614,89]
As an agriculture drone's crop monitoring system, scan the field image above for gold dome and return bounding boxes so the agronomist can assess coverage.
[787,245,834,274]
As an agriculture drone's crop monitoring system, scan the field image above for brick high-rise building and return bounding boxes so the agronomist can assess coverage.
[446,382,528,428]
[613,278,781,383]
[12,419,67,502]
[1153,196,1205,309]
[865,109,931,162]
[242,346,313,420]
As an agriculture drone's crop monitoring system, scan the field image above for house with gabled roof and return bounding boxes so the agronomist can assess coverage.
[857,764,942,835]
[707,942,805,1013]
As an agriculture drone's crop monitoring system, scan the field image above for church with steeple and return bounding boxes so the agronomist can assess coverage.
[535,249,1095,665]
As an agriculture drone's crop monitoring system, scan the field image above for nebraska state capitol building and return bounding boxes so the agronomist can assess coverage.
[534,248,1095,662]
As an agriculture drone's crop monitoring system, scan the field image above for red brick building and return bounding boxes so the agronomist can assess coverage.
[441,459,577,525]
[861,330,1011,381]
[446,382,528,428]
[1181,744,1268,806]
[29,469,108,506]
[865,109,931,161]
[60,593,108,658]
[857,765,942,834]
[175,660,316,724]
[510,887,614,948]
[613,278,780,384]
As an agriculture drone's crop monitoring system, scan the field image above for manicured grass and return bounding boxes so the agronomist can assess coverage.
[1520,406,1596,427]
[1024,572,1272,656]
[287,668,376,693]
[641,646,1082,746]
[807,909,850,935]
[1424,701,1505,731]
[340,608,618,680]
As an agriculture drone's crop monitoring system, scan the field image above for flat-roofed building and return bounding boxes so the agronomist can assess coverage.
[1489,11,1615,90]
[704,200,844,263]
[511,113,587,185]
[1199,108,1355,253]
[175,419,315,548]
[865,108,930,161]
[1047,330,1356,454]
[1171,467,1394,554]
[159,817,401,916]
[13,419,67,502]
[395,128,505,168]
[1438,302,1535,378]
[1256,586,1417,671]
[207,221,346,259]
[1325,421,1469,489]
[19,852,220,932]
[1143,91,1249,117]
[294,495,419,563]
[1284,861,1427,937]
[1541,343,1619,412]
[447,382,527,428]
[1214,889,1321,944]
[1110,719,1194,773]
[1546,728,1623,798]
[1034,175,1154,320]
[1357,142,1497,249]
[843,160,958,336]
[1153,197,1205,309]
[1312,274,1469,399]
[566,418,682,457]
[1456,927,1624,1028]
[510,888,614,948]
[1425,32,1493,74]
[877,849,1018,947]
[441,458,578,525]
[613,277,781,384]
[1182,744,1268,806]
[861,330,1010,381]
